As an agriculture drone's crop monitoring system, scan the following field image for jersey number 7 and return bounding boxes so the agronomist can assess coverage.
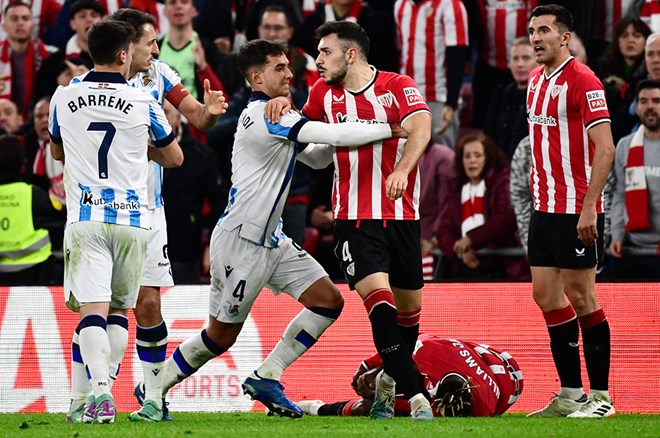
[88,122,117,179]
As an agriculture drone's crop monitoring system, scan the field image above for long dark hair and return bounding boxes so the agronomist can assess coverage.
[454,132,507,183]
[599,17,651,79]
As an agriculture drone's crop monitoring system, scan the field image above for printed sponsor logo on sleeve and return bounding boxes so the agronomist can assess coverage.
[403,87,425,106]
[586,90,607,112]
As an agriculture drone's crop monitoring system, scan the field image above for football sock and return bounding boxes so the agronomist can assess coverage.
[77,314,111,399]
[543,305,582,390]
[136,320,168,405]
[256,306,340,380]
[318,400,352,416]
[363,289,421,399]
[70,327,91,409]
[579,308,611,392]
[396,308,421,354]
[161,329,226,396]
[107,313,128,390]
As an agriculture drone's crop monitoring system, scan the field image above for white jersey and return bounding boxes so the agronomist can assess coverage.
[218,92,310,248]
[49,71,175,229]
[128,60,183,209]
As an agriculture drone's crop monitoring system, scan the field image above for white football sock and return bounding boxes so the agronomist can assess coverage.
[256,307,335,380]
[78,316,111,399]
[107,314,129,390]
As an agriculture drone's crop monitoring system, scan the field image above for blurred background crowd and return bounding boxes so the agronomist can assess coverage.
[0,0,658,286]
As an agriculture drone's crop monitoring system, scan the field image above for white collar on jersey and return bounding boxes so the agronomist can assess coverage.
[543,56,574,81]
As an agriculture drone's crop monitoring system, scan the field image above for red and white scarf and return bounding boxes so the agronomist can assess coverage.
[33,140,65,208]
[624,125,650,232]
[0,38,49,119]
[325,0,361,23]
[461,180,485,237]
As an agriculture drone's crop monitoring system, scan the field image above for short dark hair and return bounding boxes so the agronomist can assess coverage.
[260,5,294,28]
[3,1,30,17]
[237,39,288,81]
[637,79,660,96]
[0,135,26,176]
[108,8,157,43]
[69,0,105,19]
[314,21,370,59]
[87,20,135,66]
[454,132,508,182]
[530,4,573,33]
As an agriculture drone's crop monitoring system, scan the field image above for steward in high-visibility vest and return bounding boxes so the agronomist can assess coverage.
[0,135,63,286]
[0,181,52,272]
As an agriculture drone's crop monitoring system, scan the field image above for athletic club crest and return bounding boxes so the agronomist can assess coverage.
[550,84,563,99]
[377,92,394,108]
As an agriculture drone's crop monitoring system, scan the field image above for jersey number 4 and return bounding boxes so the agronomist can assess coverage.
[88,122,116,179]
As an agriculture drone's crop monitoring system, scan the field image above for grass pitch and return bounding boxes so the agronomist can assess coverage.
[2,413,660,438]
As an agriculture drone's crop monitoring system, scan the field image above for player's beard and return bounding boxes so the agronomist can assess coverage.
[323,63,348,85]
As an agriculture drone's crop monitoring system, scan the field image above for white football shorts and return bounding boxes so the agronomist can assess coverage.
[140,207,174,287]
[209,225,328,323]
[64,221,148,311]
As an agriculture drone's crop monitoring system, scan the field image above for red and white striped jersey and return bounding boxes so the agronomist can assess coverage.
[639,0,660,32]
[476,0,535,69]
[394,0,469,103]
[594,0,633,42]
[526,57,610,214]
[302,69,431,221]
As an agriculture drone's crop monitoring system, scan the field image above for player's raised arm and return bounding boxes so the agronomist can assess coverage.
[174,79,228,130]
[294,119,406,146]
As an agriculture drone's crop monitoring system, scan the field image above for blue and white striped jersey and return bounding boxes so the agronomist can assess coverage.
[50,71,175,229]
[127,60,182,209]
[218,92,309,248]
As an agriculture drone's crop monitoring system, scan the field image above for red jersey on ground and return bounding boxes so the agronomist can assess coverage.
[363,334,523,416]
[526,57,610,214]
[302,69,431,221]
[394,0,469,102]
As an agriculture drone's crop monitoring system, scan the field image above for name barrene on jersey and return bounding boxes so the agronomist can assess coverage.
[66,93,134,115]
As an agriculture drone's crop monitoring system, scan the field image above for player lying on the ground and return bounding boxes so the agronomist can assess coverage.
[297,334,523,417]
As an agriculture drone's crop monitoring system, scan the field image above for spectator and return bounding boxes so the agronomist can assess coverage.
[509,136,532,253]
[29,97,65,209]
[158,0,223,103]
[0,98,23,135]
[484,37,537,160]
[568,31,588,64]
[294,0,399,72]
[35,0,103,100]
[193,0,235,55]
[608,79,660,279]
[418,141,455,280]
[0,135,63,286]
[0,1,52,119]
[437,133,528,280]
[629,0,660,32]
[161,100,224,284]
[0,0,61,42]
[589,0,633,64]
[611,32,660,143]
[393,0,469,148]
[241,0,302,42]
[128,0,170,37]
[464,0,534,129]
[599,17,651,144]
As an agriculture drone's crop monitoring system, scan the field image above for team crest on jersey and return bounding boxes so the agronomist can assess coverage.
[550,84,564,99]
[377,92,394,108]
[142,76,155,87]
[586,90,607,112]
[403,87,425,106]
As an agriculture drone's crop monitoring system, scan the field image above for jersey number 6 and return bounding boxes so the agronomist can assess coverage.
[88,122,117,179]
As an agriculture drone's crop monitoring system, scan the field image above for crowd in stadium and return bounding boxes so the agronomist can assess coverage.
[1,0,659,290]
